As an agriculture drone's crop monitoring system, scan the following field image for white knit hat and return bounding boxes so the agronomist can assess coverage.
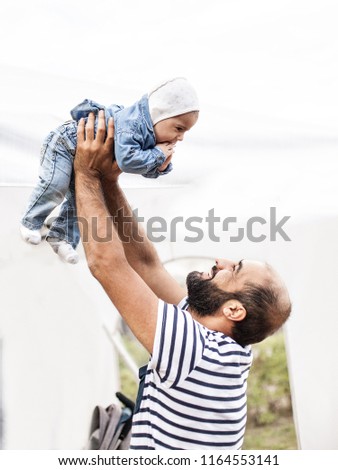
[148,77,199,125]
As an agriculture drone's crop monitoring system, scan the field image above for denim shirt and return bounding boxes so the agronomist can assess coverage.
[70,95,172,179]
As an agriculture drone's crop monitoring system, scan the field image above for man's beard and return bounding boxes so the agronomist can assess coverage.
[186,271,236,317]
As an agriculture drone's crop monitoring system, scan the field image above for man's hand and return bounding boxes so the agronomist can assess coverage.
[74,110,122,182]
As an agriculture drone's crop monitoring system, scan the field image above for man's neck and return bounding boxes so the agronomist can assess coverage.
[187,306,233,337]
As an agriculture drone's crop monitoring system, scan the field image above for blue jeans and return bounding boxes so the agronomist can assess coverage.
[21,121,80,248]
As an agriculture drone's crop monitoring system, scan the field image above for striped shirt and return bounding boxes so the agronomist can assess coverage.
[130,299,252,450]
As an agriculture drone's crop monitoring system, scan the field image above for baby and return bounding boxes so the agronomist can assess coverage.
[20,77,199,264]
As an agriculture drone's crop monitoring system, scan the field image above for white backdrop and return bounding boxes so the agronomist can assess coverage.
[1,0,338,449]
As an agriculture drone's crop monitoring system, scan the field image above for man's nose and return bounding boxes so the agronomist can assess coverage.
[177,133,184,142]
[215,258,236,271]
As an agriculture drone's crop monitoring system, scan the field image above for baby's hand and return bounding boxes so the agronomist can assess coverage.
[157,142,175,159]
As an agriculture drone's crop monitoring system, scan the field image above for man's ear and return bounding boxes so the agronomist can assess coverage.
[222,299,247,322]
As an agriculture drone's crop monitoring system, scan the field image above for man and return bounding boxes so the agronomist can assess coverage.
[74,111,291,450]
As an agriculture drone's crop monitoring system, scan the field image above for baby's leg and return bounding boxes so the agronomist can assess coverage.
[21,130,73,231]
[47,176,79,248]
[46,173,80,264]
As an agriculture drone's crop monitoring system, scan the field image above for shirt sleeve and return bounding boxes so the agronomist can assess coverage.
[142,161,173,178]
[149,300,205,388]
[115,131,166,175]
[70,99,105,120]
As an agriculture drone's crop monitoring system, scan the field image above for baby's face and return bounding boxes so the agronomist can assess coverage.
[153,111,199,144]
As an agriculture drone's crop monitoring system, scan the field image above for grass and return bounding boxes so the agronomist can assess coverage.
[118,333,149,402]
[243,417,297,450]
[243,332,298,449]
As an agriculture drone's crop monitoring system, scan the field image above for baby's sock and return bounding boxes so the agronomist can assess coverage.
[20,224,42,245]
[47,238,79,264]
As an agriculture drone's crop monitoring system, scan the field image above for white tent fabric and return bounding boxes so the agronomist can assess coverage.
[1,0,338,449]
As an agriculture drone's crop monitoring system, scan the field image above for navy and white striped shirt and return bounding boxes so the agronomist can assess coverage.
[130,299,252,450]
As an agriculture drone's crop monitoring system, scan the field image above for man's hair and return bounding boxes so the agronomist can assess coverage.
[229,282,291,347]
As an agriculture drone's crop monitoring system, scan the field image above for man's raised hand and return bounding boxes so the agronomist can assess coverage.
[74,110,120,180]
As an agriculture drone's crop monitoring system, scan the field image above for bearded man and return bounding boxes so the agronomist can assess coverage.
[74,111,291,450]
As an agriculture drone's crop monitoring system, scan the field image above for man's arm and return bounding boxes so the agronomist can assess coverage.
[74,112,160,353]
[101,175,186,305]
